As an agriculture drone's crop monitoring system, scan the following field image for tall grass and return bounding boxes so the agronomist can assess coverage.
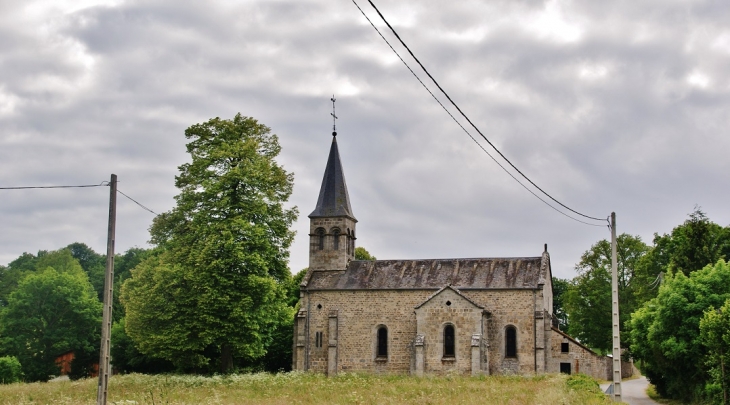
[0,372,612,405]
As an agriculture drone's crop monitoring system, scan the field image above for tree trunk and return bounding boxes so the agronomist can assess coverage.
[221,343,234,374]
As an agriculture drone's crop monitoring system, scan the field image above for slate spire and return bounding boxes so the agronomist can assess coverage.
[309,135,356,220]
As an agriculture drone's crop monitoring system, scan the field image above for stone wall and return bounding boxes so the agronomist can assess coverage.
[547,327,610,380]
[414,288,484,374]
[296,285,546,376]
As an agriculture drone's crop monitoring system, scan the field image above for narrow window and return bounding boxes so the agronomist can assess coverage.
[351,230,355,254]
[505,326,517,357]
[333,229,340,250]
[315,331,323,348]
[346,229,351,254]
[561,342,569,353]
[317,228,325,251]
[443,325,455,358]
[377,327,388,358]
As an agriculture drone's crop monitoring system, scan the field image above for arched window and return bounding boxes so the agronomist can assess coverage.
[333,228,340,250]
[377,326,388,358]
[443,325,455,358]
[505,326,517,357]
[316,228,325,250]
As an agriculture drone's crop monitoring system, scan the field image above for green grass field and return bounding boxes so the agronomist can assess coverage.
[0,372,612,405]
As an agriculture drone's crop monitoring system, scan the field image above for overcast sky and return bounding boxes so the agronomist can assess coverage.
[1,0,729,279]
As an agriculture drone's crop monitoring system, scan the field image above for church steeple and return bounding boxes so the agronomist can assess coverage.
[308,136,356,220]
[308,98,357,271]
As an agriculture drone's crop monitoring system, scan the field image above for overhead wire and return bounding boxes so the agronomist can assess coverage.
[0,182,109,190]
[0,180,158,216]
[364,0,605,224]
[351,0,605,227]
[117,189,158,216]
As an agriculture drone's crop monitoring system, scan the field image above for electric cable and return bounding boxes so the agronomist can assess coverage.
[117,189,158,215]
[0,182,108,190]
[359,0,606,224]
[0,181,158,215]
[351,0,605,227]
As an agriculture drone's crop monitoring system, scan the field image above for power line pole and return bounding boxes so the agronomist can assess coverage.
[611,212,622,402]
[97,174,116,405]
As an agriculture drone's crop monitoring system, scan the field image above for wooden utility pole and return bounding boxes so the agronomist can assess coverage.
[97,174,117,405]
[611,212,622,402]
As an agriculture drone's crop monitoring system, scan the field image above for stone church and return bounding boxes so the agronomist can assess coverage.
[293,133,612,379]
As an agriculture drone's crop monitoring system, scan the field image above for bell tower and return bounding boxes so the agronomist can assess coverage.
[308,97,357,270]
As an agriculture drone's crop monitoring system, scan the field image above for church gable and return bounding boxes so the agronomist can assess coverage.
[414,285,483,311]
[413,286,488,374]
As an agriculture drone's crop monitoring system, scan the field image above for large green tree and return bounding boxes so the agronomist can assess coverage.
[0,251,101,382]
[634,209,730,303]
[630,260,730,402]
[122,114,297,373]
[0,252,44,307]
[564,233,649,353]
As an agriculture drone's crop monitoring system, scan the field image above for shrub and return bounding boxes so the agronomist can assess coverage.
[0,356,23,384]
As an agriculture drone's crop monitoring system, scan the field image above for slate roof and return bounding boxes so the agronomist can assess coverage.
[303,253,551,290]
[308,136,356,220]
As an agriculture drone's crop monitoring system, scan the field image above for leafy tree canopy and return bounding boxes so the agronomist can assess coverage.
[0,356,23,384]
[355,247,376,261]
[552,277,570,331]
[110,317,175,375]
[122,114,297,373]
[66,242,106,301]
[564,233,649,354]
[630,259,730,402]
[0,252,45,307]
[699,298,730,405]
[112,247,153,322]
[0,255,101,382]
[285,268,307,308]
[634,208,730,303]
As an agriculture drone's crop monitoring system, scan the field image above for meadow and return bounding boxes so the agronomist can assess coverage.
[0,372,612,405]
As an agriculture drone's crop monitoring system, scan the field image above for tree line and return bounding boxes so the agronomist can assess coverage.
[557,209,730,404]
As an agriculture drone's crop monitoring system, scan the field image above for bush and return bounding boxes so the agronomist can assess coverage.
[0,356,23,384]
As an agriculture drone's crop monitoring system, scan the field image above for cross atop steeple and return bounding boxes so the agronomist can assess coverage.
[330,95,338,136]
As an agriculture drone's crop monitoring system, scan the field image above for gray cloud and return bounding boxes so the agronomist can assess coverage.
[1,0,729,280]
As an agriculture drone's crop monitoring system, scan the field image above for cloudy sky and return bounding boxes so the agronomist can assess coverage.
[1,0,729,279]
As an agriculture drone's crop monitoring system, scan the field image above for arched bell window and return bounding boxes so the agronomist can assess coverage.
[377,326,388,359]
[443,324,455,358]
[332,228,341,250]
[505,325,517,358]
